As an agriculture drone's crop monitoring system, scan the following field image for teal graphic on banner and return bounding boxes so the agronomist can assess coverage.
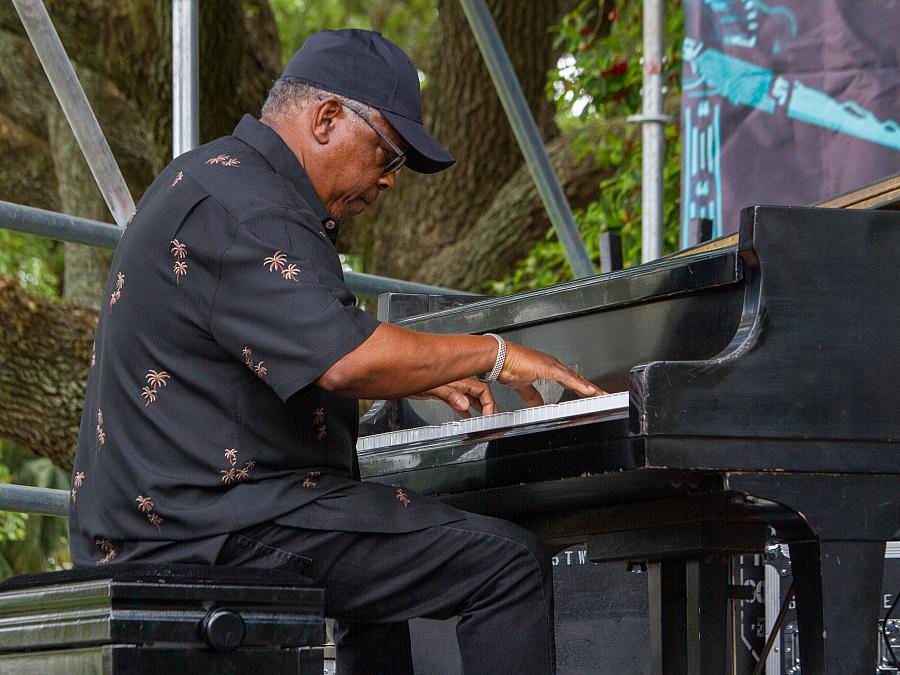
[681,0,900,243]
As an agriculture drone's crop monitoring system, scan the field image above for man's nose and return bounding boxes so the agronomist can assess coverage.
[377,171,397,191]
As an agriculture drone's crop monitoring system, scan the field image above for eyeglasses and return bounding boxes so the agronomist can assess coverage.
[319,96,406,176]
[343,102,407,176]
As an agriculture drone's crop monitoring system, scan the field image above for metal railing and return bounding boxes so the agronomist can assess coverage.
[0,484,69,518]
[0,199,469,297]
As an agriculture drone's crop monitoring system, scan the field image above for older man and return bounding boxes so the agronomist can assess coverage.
[69,29,602,673]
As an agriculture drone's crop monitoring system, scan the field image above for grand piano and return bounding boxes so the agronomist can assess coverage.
[357,176,900,674]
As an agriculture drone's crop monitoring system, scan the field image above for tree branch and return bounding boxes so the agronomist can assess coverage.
[426,121,630,290]
[0,278,96,472]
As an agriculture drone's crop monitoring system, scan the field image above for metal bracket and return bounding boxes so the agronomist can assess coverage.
[763,539,792,577]
[627,113,675,125]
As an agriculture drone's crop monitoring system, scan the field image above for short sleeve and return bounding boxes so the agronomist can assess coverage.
[210,209,381,402]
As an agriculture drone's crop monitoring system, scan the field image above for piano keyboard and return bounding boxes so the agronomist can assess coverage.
[357,391,629,453]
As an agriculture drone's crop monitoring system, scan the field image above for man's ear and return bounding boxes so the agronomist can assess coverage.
[312,97,342,145]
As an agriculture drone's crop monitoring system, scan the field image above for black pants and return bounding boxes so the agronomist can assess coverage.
[215,510,556,674]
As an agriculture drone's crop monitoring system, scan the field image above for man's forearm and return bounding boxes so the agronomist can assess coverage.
[316,323,498,399]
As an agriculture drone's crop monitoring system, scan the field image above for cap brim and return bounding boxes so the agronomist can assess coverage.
[380,110,455,174]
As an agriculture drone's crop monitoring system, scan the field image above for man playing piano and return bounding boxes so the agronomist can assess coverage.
[69,29,602,674]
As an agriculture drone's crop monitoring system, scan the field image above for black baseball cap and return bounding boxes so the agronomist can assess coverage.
[279,29,455,174]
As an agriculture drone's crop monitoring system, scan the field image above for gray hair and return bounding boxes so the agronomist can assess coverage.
[261,79,379,124]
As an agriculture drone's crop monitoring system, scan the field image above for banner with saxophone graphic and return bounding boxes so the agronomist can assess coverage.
[680,0,900,242]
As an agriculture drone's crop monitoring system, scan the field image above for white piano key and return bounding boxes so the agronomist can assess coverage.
[357,391,629,453]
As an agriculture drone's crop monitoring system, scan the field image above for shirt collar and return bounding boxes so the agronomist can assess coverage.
[232,114,342,243]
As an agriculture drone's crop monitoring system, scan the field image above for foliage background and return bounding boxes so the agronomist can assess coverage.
[0,0,684,576]
[492,0,683,294]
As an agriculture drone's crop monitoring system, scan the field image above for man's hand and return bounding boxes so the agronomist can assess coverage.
[498,342,606,407]
[410,377,498,418]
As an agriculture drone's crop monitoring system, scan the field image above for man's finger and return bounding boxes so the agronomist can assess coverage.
[552,367,605,398]
[430,385,469,412]
[451,378,498,416]
[471,383,498,416]
[514,383,544,408]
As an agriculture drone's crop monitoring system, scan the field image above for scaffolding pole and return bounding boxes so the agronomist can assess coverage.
[172,0,199,157]
[0,200,471,298]
[0,484,70,517]
[459,0,595,279]
[11,0,135,228]
[629,0,672,263]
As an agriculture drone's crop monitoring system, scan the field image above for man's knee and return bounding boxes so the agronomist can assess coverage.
[460,512,551,579]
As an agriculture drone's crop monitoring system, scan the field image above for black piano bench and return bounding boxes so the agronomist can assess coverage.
[0,563,325,674]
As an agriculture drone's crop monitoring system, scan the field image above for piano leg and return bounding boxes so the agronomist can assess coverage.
[648,555,730,675]
[788,539,886,675]
[726,473,900,675]
[649,560,687,675]
[685,556,730,675]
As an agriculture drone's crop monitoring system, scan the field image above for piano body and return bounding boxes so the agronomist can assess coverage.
[358,185,900,673]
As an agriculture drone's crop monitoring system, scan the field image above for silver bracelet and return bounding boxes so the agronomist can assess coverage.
[476,333,507,383]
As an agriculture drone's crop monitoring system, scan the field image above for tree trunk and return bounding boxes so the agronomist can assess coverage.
[46,104,114,309]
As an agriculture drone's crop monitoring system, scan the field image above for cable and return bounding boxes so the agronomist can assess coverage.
[883,586,899,669]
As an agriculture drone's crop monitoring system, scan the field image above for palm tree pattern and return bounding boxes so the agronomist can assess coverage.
[135,495,154,513]
[96,409,105,446]
[146,370,170,389]
[220,448,255,486]
[173,260,188,282]
[171,171,183,187]
[95,538,117,564]
[303,470,321,488]
[264,251,287,272]
[109,270,124,310]
[313,408,325,425]
[395,488,411,507]
[317,425,327,442]
[170,239,187,259]
[71,471,86,504]
[263,250,301,282]
[206,154,240,167]
[169,239,188,283]
[241,346,268,380]
[141,369,170,407]
[135,494,163,530]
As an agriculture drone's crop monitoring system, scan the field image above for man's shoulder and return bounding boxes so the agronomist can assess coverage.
[170,136,319,226]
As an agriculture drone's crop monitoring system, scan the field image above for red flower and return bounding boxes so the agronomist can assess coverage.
[602,61,628,78]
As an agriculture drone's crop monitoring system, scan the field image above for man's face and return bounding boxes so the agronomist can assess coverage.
[317,99,407,221]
